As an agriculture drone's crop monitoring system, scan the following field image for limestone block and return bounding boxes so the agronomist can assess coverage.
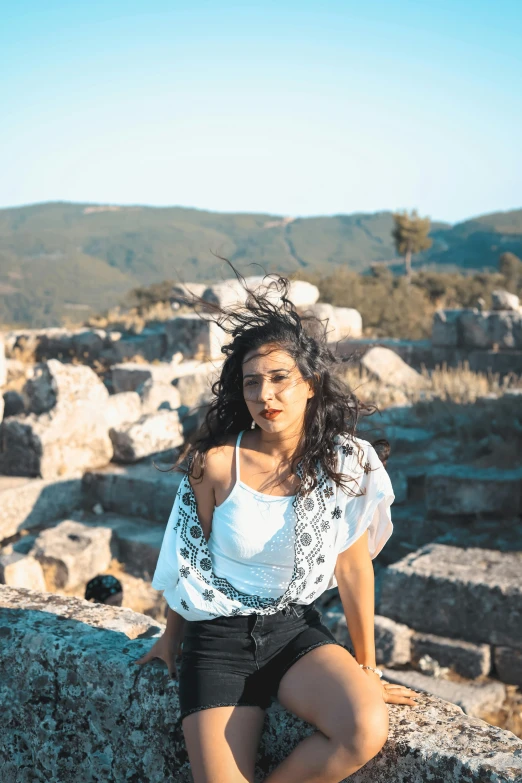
[101,328,167,364]
[0,476,83,541]
[24,358,109,415]
[381,668,505,718]
[425,465,522,517]
[1,584,521,783]
[0,333,5,387]
[82,464,183,524]
[172,360,221,408]
[103,391,142,429]
[0,551,46,591]
[287,280,320,308]
[109,410,184,463]
[459,310,492,348]
[170,282,206,305]
[137,379,181,414]
[70,330,106,362]
[411,632,491,679]
[163,315,226,360]
[0,395,3,423]
[0,404,113,479]
[432,309,461,347]
[2,390,25,417]
[303,303,362,342]
[80,512,165,580]
[491,289,520,311]
[112,361,179,393]
[361,346,428,392]
[30,519,113,590]
[379,544,522,647]
[458,309,522,350]
[494,646,522,687]
[335,614,412,666]
[202,276,319,310]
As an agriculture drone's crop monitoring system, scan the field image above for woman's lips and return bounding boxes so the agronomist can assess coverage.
[260,409,282,420]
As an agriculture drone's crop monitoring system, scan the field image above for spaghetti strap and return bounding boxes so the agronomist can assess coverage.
[235,430,244,484]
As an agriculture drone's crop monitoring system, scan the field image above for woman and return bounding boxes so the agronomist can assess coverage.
[135,273,416,783]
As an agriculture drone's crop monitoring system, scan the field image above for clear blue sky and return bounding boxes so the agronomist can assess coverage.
[1,0,521,223]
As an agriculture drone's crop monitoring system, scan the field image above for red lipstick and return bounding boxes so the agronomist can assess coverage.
[260,409,282,420]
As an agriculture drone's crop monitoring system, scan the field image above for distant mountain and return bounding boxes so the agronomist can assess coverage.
[0,202,521,327]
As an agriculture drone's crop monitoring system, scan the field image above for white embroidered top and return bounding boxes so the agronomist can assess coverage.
[208,431,297,599]
[151,433,395,621]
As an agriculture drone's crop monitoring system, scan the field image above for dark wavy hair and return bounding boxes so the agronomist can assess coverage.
[167,264,388,496]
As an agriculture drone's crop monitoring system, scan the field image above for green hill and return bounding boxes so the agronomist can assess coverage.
[0,201,521,327]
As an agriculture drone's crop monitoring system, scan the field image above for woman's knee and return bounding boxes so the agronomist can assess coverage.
[334,700,389,769]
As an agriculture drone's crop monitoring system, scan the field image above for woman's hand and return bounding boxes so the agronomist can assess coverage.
[133,632,183,679]
[362,669,418,706]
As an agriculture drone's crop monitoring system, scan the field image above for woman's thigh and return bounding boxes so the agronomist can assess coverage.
[276,644,388,755]
[182,705,266,783]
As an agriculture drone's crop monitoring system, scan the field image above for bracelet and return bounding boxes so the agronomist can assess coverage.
[359,663,383,678]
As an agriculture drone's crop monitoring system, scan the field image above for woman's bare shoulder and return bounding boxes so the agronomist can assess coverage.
[199,436,236,482]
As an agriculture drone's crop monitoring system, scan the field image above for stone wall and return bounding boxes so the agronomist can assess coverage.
[1,586,521,783]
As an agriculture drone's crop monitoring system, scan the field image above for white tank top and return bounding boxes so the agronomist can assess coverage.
[207,431,297,599]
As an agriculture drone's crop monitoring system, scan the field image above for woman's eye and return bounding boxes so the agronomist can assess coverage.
[273,375,288,382]
[244,379,257,387]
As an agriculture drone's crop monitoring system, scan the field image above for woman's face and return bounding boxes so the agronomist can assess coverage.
[242,344,314,434]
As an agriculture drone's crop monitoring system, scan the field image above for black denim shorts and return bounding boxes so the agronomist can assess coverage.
[178,601,341,722]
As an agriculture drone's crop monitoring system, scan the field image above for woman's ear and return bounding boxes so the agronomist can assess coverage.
[307,373,319,399]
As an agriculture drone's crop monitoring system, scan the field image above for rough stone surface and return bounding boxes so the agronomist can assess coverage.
[302,303,363,342]
[82,463,182,524]
[432,309,461,347]
[379,544,522,647]
[0,551,46,590]
[111,361,179,393]
[0,360,113,478]
[1,585,521,783]
[172,360,221,408]
[425,464,522,517]
[109,410,184,462]
[74,511,165,580]
[2,389,25,417]
[137,379,181,415]
[361,347,428,391]
[432,307,522,350]
[381,668,506,718]
[100,328,167,364]
[103,391,142,429]
[491,289,520,312]
[335,615,412,667]
[202,276,319,311]
[163,314,226,360]
[170,282,206,306]
[30,519,113,590]
[494,646,522,687]
[0,476,83,541]
[24,358,109,415]
[411,632,491,679]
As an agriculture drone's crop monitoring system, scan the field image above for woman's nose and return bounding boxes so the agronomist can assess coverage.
[257,378,274,401]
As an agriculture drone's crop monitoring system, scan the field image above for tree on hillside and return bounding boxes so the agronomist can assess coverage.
[499,252,522,291]
[392,209,432,281]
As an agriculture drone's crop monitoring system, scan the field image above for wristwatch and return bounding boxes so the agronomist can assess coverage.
[359,664,383,678]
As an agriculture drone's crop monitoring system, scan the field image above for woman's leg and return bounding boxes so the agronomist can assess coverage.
[265,644,389,783]
[182,705,266,783]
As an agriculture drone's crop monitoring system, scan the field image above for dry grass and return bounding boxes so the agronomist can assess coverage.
[340,361,522,408]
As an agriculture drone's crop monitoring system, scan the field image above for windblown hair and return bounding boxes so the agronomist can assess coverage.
[173,264,387,496]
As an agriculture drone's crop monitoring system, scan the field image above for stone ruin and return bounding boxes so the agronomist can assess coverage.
[1,278,522,780]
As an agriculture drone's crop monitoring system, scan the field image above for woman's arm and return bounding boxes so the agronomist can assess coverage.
[334,530,377,667]
[334,530,418,706]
